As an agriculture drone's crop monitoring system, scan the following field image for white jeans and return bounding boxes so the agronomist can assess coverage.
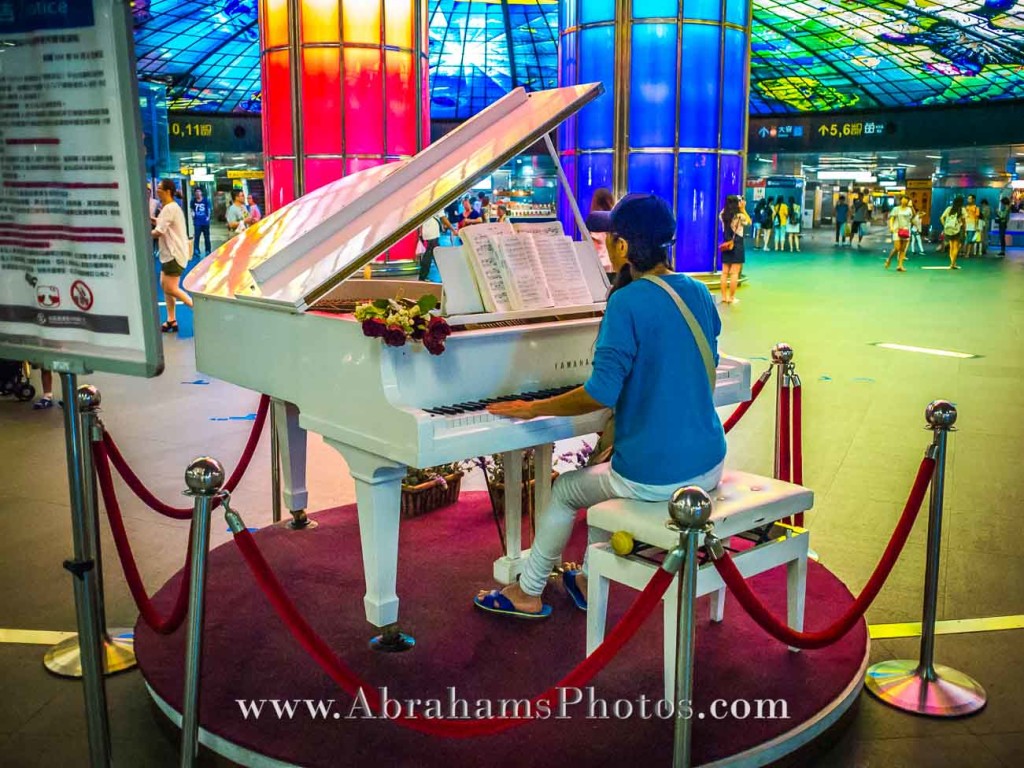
[518,460,725,596]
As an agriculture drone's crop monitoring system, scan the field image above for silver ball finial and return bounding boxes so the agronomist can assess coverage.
[185,457,225,495]
[925,400,957,429]
[76,384,101,410]
[771,343,794,365]
[668,486,713,530]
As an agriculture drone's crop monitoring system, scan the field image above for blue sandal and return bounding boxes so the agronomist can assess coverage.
[473,590,551,620]
[563,570,587,612]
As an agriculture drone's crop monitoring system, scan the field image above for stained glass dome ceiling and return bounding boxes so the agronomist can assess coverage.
[132,0,1024,117]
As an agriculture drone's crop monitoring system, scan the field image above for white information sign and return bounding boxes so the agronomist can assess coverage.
[0,0,161,376]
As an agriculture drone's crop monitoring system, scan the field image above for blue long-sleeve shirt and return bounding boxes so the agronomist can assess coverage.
[584,274,727,485]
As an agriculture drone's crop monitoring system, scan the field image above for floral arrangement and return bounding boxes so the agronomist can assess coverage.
[402,461,469,490]
[354,294,452,355]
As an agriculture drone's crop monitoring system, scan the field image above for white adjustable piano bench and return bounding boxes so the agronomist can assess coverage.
[586,470,813,701]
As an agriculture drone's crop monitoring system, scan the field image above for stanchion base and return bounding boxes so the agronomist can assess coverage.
[286,510,318,531]
[865,660,986,717]
[369,628,416,653]
[43,629,136,678]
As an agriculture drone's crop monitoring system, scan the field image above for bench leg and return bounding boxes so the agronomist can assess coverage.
[585,561,611,657]
[709,587,725,623]
[786,547,808,653]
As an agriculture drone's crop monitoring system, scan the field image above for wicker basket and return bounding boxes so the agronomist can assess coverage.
[400,472,463,517]
[487,472,559,518]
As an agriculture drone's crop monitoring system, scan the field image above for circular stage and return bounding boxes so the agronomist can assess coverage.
[136,492,867,767]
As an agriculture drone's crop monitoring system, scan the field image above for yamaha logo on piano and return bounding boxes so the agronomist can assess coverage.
[555,358,592,371]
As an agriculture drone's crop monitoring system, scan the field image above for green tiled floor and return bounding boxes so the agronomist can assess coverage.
[0,228,1020,765]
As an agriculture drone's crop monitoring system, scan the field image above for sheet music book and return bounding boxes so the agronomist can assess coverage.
[530,234,593,306]
[512,220,565,237]
[459,222,515,313]
[491,234,554,311]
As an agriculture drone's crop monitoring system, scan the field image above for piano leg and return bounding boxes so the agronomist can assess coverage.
[326,441,413,651]
[274,399,314,530]
[491,444,553,585]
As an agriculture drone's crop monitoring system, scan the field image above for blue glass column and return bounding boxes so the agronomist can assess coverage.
[559,0,752,272]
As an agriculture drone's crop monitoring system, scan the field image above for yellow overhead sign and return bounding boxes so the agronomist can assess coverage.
[227,169,265,179]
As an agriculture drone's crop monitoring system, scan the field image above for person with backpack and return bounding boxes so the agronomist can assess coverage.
[851,196,869,247]
[418,209,450,281]
[940,194,966,269]
[759,196,775,250]
[773,197,789,251]
[786,195,802,252]
[834,194,850,247]
[996,196,1011,256]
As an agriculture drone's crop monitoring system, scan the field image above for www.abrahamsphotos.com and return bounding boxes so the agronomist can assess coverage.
[236,688,790,722]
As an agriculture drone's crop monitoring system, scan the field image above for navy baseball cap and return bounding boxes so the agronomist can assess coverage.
[585,193,676,246]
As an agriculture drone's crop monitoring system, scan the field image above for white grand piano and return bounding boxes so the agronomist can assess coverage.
[185,84,751,647]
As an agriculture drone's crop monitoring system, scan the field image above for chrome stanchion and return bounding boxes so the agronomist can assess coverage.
[179,457,225,768]
[55,373,111,766]
[865,401,986,717]
[270,398,282,524]
[45,386,137,678]
[770,343,793,480]
[665,487,715,768]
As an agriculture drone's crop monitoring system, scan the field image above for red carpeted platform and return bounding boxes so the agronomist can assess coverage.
[135,492,867,767]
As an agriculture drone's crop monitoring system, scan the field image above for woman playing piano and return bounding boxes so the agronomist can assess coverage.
[475,194,726,619]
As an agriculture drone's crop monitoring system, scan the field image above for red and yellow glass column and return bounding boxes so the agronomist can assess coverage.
[259,1,429,249]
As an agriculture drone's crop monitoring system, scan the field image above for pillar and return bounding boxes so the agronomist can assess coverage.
[259,1,429,261]
[558,0,752,272]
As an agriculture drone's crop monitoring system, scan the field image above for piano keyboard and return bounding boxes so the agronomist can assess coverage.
[423,384,581,417]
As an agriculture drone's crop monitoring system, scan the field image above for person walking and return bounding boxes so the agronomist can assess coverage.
[940,194,966,270]
[963,194,980,259]
[152,179,193,331]
[996,196,1011,256]
[835,194,850,247]
[885,196,914,272]
[190,188,211,257]
[226,189,252,237]
[851,195,869,247]
[910,208,926,256]
[773,196,789,251]
[719,194,751,304]
[786,195,802,252]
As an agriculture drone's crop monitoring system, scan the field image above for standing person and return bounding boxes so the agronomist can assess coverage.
[940,194,966,270]
[458,197,481,231]
[588,187,616,271]
[835,194,850,247]
[417,209,450,281]
[885,196,914,272]
[247,194,262,224]
[495,204,510,224]
[786,195,802,252]
[32,368,55,410]
[978,199,992,256]
[851,195,869,247]
[190,187,211,257]
[910,208,926,256]
[152,179,193,332]
[773,196,789,251]
[473,194,725,618]
[719,195,751,304]
[963,194,980,259]
[996,196,1011,256]
[226,189,251,237]
[759,196,775,249]
[751,198,763,246]
[148,182,160,256]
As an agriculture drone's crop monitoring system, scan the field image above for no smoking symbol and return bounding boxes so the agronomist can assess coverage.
[71,280,94,311]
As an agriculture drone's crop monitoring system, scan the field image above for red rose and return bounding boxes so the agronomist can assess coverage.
[427,315,452,339]
[362,317,386,338]
[423,332,446,355]
[383,325,407,347]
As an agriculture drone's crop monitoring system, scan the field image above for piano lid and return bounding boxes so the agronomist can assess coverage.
[184,83,604,309]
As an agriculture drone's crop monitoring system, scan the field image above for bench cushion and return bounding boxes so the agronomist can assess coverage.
[587,470,813,551]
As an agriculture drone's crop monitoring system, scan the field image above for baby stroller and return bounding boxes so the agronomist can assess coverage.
[0,360,36,401]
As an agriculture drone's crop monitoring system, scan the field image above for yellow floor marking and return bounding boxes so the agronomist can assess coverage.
[0,629,76,645]
[869,615,1024,639]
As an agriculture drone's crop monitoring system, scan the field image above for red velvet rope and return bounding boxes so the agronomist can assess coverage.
[712,456,935,649]
[101,394,270,519]
[94,440,194,635]
[791,384,804,527]
[233,528,675,738]
[722,368,772,434]
[778,383,791,483]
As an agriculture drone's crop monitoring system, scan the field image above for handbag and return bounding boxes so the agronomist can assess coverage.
[897,228,910,239]
[588,276,717,467]
[719,238,735,252]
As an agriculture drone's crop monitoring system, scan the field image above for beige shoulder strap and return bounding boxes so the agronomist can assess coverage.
[640,274,716,391]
